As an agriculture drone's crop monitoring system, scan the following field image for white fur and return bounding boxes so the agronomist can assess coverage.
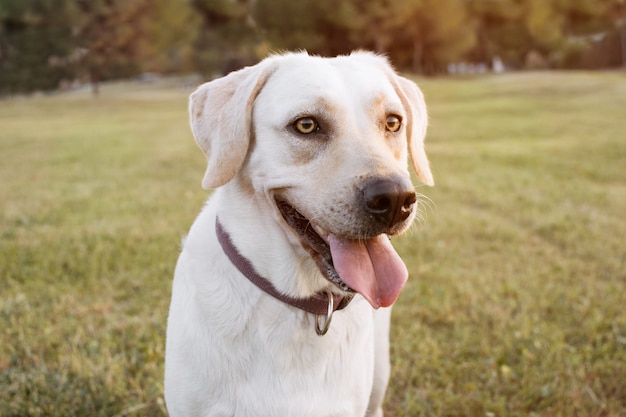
[165,51,433,417]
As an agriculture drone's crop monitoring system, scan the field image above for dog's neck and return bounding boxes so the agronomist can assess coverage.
[215,217,353,334]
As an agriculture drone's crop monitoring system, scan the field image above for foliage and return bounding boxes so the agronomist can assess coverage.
[191,0,259,76]
[253,0,336,54]
[0,0,198,94]
[73,0,153,94]
[0,0,624,91]
[0,0,76,95]
[0,72,625,416]
[399,0,478,74]
[72,0,198,93]
[253,0,478,73]
[142,0,200,74]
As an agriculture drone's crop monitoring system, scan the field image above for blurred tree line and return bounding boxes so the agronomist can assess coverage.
[1,0,624,94]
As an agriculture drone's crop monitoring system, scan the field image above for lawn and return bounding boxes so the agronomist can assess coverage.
[1,72,625,416]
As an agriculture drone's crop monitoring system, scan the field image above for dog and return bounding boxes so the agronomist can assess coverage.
[164,51,434,417]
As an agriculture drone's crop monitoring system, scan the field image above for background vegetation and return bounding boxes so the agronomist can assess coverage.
[1,0,626,94]
[1,71,624,416]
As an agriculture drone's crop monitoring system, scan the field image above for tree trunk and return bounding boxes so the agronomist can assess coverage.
[621,21,626,69]
[412,40,423,74]
[90,70,100,96]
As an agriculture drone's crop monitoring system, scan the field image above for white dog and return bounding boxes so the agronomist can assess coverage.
[164,51,434,417]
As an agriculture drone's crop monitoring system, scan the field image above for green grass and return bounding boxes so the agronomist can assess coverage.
[1,72,625,416]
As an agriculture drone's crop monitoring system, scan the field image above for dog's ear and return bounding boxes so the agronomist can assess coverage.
[394,76,434,187]
[189,61,275,189]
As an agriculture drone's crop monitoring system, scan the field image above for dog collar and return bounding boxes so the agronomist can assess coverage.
[215,218,353,335]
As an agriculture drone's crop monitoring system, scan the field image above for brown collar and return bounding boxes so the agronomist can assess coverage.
[215,218,353,335]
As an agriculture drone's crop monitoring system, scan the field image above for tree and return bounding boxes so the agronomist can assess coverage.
[255,0,476,74]
[141,0,199,74]
[73,0,155,94]
[312,0,420,54]
[191,0,260,77]
[1,0,200,95]
[468,0,533,68]
[254,0,371,57]
[613,0,626,67]
[253,0,327,53]
[0,0,76,94]
[526,0,563,52]
[554,0,626,68]
[388,0,477,74]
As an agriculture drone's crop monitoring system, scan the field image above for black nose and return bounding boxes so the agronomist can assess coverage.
[363,178,417,228]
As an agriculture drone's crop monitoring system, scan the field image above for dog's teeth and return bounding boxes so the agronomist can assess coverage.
[311,224,329,240]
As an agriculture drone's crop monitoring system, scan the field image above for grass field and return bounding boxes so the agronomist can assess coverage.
[1,71,625,417]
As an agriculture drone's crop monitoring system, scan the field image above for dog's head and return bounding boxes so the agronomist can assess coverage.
[189,51,433,308]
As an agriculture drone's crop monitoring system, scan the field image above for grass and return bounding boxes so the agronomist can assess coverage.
[1,72,625,416]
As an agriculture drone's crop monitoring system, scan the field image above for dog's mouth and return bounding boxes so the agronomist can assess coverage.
[276,199,409,308]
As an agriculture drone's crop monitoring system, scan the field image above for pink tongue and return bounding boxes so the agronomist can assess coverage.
[327,234,408,308]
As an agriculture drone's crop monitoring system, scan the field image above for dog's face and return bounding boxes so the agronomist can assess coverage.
[189,52,433,308]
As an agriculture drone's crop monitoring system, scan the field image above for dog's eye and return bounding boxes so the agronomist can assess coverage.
[385,115,402,133]
[293,117,319,135]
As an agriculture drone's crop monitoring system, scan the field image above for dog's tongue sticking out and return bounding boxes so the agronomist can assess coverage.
[327,234,408,308]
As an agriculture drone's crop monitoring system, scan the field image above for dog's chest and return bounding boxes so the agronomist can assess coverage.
[207,305,376,416]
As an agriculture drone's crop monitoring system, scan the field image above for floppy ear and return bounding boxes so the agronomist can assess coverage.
[189,61,275,189]
[394,76,434,186]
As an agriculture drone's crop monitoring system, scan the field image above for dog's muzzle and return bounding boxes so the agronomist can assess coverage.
[275,176,415,309]
[276,200,354,293]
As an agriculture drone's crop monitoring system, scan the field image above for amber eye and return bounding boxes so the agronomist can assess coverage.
[293,117,319,134]
[385,115,402,132]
